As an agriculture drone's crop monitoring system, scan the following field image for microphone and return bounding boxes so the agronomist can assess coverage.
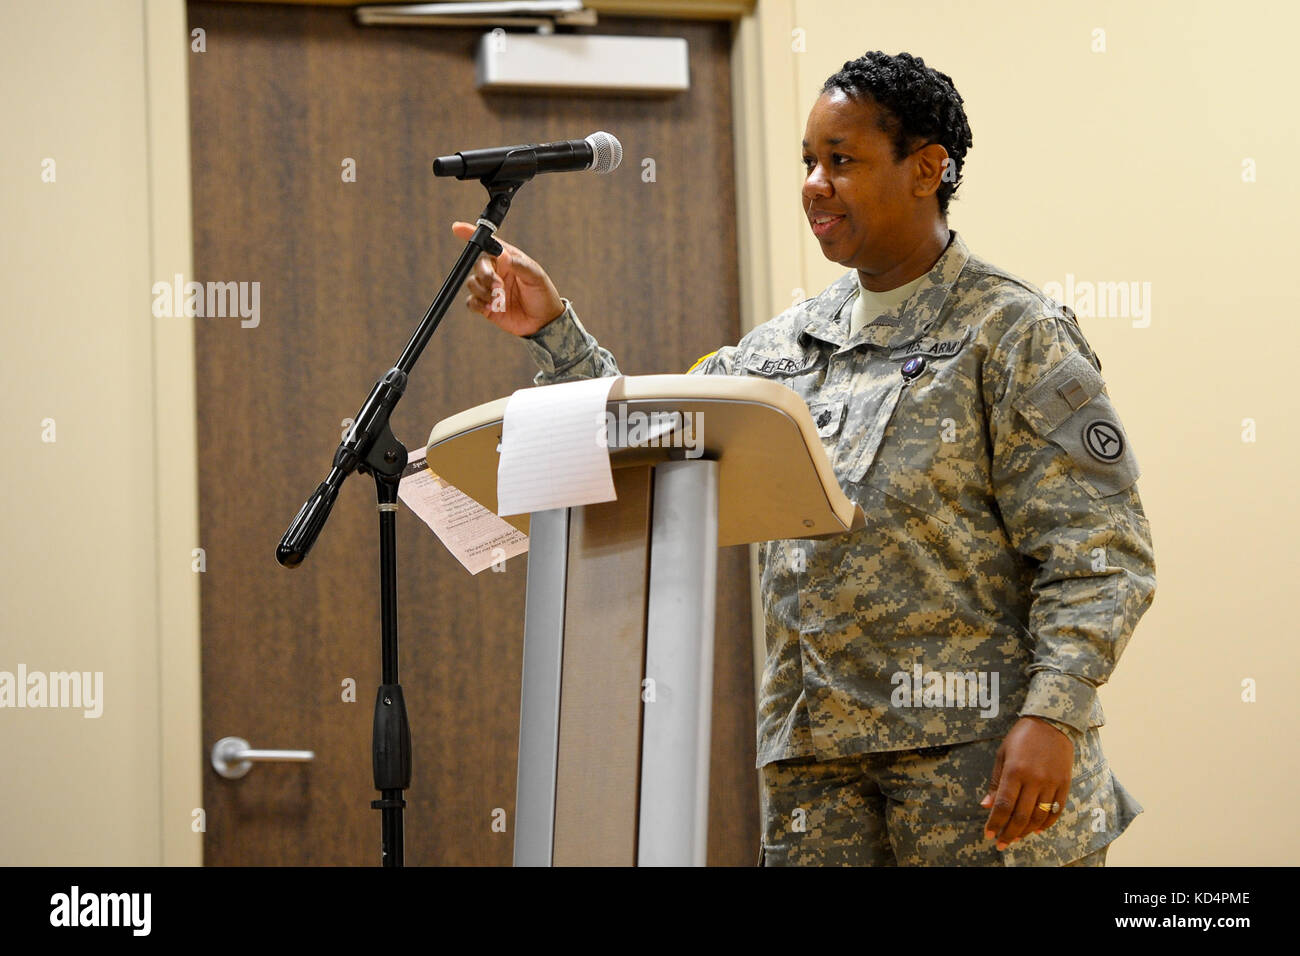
[433,131,622,180]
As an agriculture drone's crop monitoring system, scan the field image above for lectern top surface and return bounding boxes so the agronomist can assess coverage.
[424,374,862,547]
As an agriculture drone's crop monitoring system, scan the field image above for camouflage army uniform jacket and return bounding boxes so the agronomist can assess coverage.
[521,230,1156,767]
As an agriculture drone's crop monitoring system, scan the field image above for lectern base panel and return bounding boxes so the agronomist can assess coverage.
[553,465,653,866]
[513,460,719,866]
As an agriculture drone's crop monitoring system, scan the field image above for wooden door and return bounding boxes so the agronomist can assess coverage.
[189,0,756,865]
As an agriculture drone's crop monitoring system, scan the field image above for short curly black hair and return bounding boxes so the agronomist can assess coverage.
[821,51,973,217]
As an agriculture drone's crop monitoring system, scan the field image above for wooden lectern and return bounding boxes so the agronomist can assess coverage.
[424,374,861,866]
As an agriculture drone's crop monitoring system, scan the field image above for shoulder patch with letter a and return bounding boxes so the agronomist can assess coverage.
[1014,350,1140,497]
[1082,420,1125,462]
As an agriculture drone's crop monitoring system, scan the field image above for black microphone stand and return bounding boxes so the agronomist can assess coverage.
[276,152,539,867]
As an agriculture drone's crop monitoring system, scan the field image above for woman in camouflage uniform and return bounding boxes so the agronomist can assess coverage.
[455,51,1155,867]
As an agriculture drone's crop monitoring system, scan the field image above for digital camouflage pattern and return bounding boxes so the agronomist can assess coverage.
[521,231,1156,773]
[757,727,1136,866]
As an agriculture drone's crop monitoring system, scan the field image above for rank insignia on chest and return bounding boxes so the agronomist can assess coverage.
[808,401,845,438]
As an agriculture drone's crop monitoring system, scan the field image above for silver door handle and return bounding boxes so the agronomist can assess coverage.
[211,736,315,779]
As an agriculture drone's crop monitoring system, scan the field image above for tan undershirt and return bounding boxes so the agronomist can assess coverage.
[849,270,929,338]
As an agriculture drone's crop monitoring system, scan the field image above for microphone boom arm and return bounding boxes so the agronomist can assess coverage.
[276,171,525,567]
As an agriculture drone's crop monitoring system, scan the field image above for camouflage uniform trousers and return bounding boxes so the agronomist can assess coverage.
[758,727,1141,866]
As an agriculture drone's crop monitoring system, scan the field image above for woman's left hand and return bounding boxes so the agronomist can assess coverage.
[980,716,1075,850]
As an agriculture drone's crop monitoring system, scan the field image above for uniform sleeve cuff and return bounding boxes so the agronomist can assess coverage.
[1019,671,1097,735]
[522,299,593,377]
[1023,715,1084,747]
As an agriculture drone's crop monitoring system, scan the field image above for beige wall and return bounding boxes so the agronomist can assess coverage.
[0,0,201,865]
[735,0,1299,864]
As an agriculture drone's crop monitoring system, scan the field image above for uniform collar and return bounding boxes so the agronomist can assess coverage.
[798,230,971,352]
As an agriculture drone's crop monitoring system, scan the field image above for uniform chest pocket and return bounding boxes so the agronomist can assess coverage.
[839,377,907,485]
[850,349,975,526]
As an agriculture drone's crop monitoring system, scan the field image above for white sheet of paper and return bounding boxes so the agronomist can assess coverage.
[398,446,530,575]
[496,376,622,517]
